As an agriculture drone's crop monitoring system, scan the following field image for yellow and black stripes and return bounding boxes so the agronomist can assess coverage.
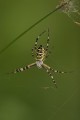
[32,48,34,57]
[36,47,46,61]
[42,63,67,74]
[50,68,67,74]
[14,66,28,73]
[32,30,46,57]
[12,63,36,74]
[46,69,57,88]
[34,30,46,50]
[32,29,50,60]
[42,64,57,88]
[46,28,50,51]
[9,29,68,88]
[42,63,67,87]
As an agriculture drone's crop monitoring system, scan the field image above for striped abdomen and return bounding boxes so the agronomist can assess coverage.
[36,47,46,61]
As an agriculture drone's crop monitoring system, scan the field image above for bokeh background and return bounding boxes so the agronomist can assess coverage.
[0,0,80,120]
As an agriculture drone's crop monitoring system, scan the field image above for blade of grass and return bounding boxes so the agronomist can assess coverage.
[0,2,67,55]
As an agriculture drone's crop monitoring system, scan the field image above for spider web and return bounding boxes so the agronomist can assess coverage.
[52,88,78,119]
[59,0,80,25]
[0,69,79,120]
[41,85,78,120]
[41,69,79,119]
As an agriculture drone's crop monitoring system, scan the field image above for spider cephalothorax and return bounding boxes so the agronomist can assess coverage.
[11,29,66,88]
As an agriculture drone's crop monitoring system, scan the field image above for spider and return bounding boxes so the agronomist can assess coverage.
[11,29,67,88]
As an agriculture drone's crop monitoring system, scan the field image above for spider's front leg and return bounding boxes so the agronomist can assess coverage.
[45,28,50,51]
[32,30,46,57]
[32,48,35,57]
[34,30,46,50]
[9,63,36,74]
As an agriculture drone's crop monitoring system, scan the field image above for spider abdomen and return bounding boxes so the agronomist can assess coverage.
[36,47,46,61]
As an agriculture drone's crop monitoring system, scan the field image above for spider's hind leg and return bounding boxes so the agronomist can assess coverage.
[46,69,57,88]
[42,64,57,88]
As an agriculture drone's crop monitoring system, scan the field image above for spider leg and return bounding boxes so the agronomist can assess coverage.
[34,30,46,50]
[43,63,67,74]
[32,30,46,58]
[42,64,57,88]
[32,48,35,57]
[45,28,50,51]
[10,63,36,74]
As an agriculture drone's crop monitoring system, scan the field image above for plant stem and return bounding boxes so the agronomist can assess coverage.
[0,2,67,55]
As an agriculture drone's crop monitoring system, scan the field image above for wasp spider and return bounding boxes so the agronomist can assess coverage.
[11,29,67,88]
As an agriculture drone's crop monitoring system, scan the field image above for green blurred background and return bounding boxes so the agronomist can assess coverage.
[0,0,80,120]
